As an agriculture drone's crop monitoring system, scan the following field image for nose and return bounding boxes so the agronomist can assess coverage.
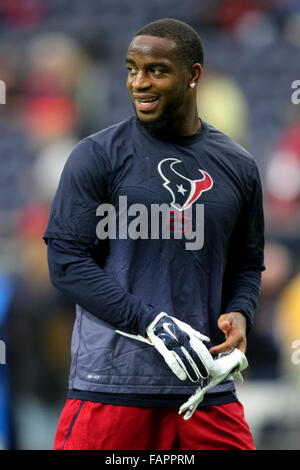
[130,70,151,90]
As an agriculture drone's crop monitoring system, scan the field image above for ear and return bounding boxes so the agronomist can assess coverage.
[189,63,203,88]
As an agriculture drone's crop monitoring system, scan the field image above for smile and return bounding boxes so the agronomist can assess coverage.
[135,96,160,112]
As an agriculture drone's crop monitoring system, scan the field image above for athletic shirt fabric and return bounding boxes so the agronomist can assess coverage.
[43,116,265,408]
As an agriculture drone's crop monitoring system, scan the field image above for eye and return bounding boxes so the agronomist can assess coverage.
[152,69,163,77]
[127,66,138,75]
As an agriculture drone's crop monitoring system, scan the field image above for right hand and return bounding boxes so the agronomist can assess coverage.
[146,312,214,382]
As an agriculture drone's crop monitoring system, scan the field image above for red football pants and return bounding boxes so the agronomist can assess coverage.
[54,399,255,450]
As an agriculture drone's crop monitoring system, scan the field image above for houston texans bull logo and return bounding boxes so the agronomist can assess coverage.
[158,158,213,211]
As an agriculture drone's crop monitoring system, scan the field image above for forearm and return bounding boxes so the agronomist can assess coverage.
[46,238,158,336]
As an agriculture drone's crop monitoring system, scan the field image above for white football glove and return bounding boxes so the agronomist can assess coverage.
[178,348,248,420]
[116,312,213,382]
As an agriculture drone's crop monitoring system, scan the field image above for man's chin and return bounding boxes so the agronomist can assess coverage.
[136,112,171,135]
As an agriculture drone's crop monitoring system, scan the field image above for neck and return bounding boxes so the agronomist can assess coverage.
[170,111,201,136]
[138,108,201,138]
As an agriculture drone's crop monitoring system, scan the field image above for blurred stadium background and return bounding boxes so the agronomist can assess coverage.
[0,0,300,450]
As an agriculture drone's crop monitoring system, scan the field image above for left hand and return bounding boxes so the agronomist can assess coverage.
[209,311,247,355]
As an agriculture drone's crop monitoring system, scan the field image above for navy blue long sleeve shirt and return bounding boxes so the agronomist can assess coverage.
[43,117,265,404]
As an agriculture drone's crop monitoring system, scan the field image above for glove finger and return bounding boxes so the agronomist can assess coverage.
[179,388,205,417]
[172,346,201,382]
[172,318,210,343]
[195,332,211,343]
[153,331,202,382]
[162,349,188,381]
[184,346,209,379]
[163,333,211,381]
[157,319,211,377]
[183,406,198,421]
[233,371,243,382]
[211,349,248,378]
[180,336,214,379]
[179,376,220,419]
[149,334,187,381]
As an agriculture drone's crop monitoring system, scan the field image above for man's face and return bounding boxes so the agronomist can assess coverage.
[126,35,191,132]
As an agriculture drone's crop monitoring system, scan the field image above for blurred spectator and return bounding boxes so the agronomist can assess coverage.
[284,12,300,47]
[0,0,45,28]
[232,10,277,48]
[22,96,77,146]
[0,120,36,220]
[25,32,84,95]
[19,32,110,204]
[197,67,249,146]
[0,45,23,115]
[264,107,300,232]
[0,44,37,235]
[214,0,266,32]
[21,95,78,203]
[246,241,293,379]
[23,31,110,136]
[276,268,300,382]
[7,204,74,448]
[31,135,78,204]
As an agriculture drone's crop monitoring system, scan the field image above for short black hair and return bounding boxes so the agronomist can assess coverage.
[134,18,204,68]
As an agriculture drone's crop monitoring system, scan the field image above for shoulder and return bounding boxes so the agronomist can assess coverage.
[204,121,257,168]
[64,117,135,174]
[87,116,136,152]
[202,121,263,199]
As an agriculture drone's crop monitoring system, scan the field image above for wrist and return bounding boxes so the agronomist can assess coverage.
[146,312,168,333]
[224,310,248,334]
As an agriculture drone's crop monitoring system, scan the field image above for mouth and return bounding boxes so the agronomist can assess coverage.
[134,96,160,112]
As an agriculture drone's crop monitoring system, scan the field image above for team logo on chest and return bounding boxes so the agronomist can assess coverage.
[158,158,213,211]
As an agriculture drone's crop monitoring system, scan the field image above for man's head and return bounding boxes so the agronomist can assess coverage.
[126,18,204,136]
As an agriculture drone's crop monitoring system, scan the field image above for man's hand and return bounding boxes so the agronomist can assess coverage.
[209,311,247,355]
[179,347,248,420]
[146,313,214,382]
[116,312,214,383]
[178,312,249,420]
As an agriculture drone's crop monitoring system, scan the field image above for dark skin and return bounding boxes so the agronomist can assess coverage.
[126,35,201,136]
[126,35,247,354]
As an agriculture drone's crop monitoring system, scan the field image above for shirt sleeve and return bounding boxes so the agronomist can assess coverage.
[43,137,158,336]
[43,137,110,243]
[221,163,265,333]
[46,237,158,336]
